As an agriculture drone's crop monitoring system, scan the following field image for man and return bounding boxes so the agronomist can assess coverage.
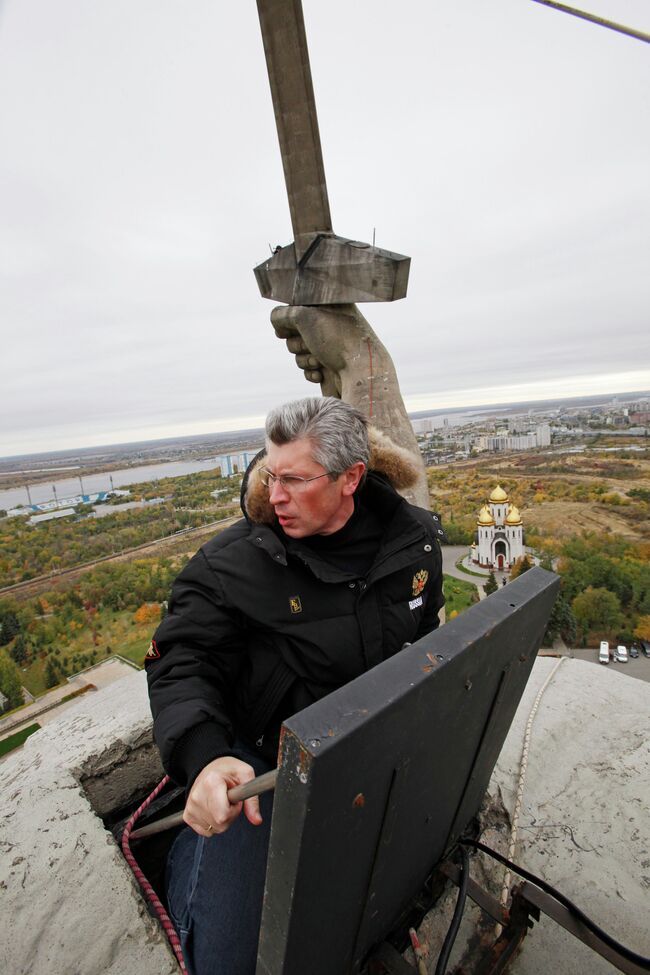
[146,396,444,975]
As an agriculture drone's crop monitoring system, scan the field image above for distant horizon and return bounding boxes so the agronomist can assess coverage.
[3,385,647,465]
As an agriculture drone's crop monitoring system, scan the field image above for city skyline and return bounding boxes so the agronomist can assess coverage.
[1,384,646,464]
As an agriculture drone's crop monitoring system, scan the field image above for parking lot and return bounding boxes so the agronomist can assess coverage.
[560,647,650,684]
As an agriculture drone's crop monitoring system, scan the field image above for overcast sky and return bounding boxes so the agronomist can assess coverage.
[1,0,649,457]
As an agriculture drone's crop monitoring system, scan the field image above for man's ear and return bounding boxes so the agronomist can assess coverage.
[341,462,366,496]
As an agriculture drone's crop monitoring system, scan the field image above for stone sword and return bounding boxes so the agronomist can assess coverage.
[253,0,411,306]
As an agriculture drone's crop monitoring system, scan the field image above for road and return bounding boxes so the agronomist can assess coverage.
[562,646,650,684]
[441,545,493,600]
[441,545,472,580]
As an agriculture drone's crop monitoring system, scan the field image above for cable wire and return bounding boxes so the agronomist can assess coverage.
[435,845,470,975]
[530,0,650,45]
[461,838,650,971]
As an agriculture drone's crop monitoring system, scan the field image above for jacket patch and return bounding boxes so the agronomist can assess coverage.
[412,570,429,597]
[409,596,423,610]
[289,595,302,614]
[145,640,160,662]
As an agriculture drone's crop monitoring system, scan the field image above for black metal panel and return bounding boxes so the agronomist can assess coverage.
[257,567,559,975]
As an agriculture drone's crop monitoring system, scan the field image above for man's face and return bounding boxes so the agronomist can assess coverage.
[264,437,364,539]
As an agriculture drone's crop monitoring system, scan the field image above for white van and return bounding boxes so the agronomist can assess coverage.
[615,645,628,663]
[599,641,609,664]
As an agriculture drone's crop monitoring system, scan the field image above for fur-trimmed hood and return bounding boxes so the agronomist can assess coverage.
[241,427,422,525]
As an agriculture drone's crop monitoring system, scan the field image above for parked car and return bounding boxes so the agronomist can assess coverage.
[599,641,610,665]
[629,644,639,659]
[640,640,650,659]
[614,645,628,663]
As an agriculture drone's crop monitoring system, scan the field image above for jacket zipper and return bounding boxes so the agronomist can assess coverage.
[248,661,297,746]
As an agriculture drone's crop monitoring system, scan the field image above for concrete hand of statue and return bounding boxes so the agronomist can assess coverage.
[270,302,430,508]
[184,756,262,837]
[270,303,395,406]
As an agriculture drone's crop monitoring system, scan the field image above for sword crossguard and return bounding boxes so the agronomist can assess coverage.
[254,233,410,306]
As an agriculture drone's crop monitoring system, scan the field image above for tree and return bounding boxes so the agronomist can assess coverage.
[9,634,28,666]
[633,615,650,642]
[572,587,622,644]
[544,593,577,646]
[484,572,498,596]
[557,544,635,607]
[0,608,20,646]
[45,659,59,689]
[0,653,23,709]
[443,521,473,545]
[510,555,532,580]
[133,603,162,625]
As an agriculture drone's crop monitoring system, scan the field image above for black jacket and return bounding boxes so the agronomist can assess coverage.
[146,448,445,786]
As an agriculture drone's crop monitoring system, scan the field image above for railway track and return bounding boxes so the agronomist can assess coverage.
[0,515,239,602]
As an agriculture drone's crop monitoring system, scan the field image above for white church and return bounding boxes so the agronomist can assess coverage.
[471,485,525,571]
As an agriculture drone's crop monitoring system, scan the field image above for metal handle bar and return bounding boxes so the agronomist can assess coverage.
[129,768,278,841]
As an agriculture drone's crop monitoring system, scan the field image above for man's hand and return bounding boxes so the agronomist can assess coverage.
[183,756,263,837]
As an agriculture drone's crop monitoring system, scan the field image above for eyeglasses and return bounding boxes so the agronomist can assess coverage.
[258,467,335,492]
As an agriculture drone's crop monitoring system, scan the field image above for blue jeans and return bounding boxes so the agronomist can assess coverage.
[166,745,274,975]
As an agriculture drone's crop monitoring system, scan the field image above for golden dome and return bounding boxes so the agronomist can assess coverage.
[477,505,494,526]
[506,504,522,525]
[489,485,509,503]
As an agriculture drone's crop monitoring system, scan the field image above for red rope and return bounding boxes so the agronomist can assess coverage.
[121,775,187,972]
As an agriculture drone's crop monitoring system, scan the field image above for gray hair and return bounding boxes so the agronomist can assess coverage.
[265,397,369,477]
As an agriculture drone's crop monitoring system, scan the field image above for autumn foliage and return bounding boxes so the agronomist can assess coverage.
[633,615,650,642]
[133,603,163,625]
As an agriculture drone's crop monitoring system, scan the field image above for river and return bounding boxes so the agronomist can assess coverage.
[0,457,232,512]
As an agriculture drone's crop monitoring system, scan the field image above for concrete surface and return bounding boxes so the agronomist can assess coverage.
[0,657,138,741]
[2,657,648,975]
[497,658,649,973]
[0,670,174,975]
[415,657,650,973]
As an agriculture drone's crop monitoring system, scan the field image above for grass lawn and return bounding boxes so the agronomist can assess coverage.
[102,609,154,667]
[61,610,153,671]
[443,574,480,618]
[0,722,41,757]
[454,557,487,578]
[118,631,150,668]
[21,608,156,694]
[21,657,49,698]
